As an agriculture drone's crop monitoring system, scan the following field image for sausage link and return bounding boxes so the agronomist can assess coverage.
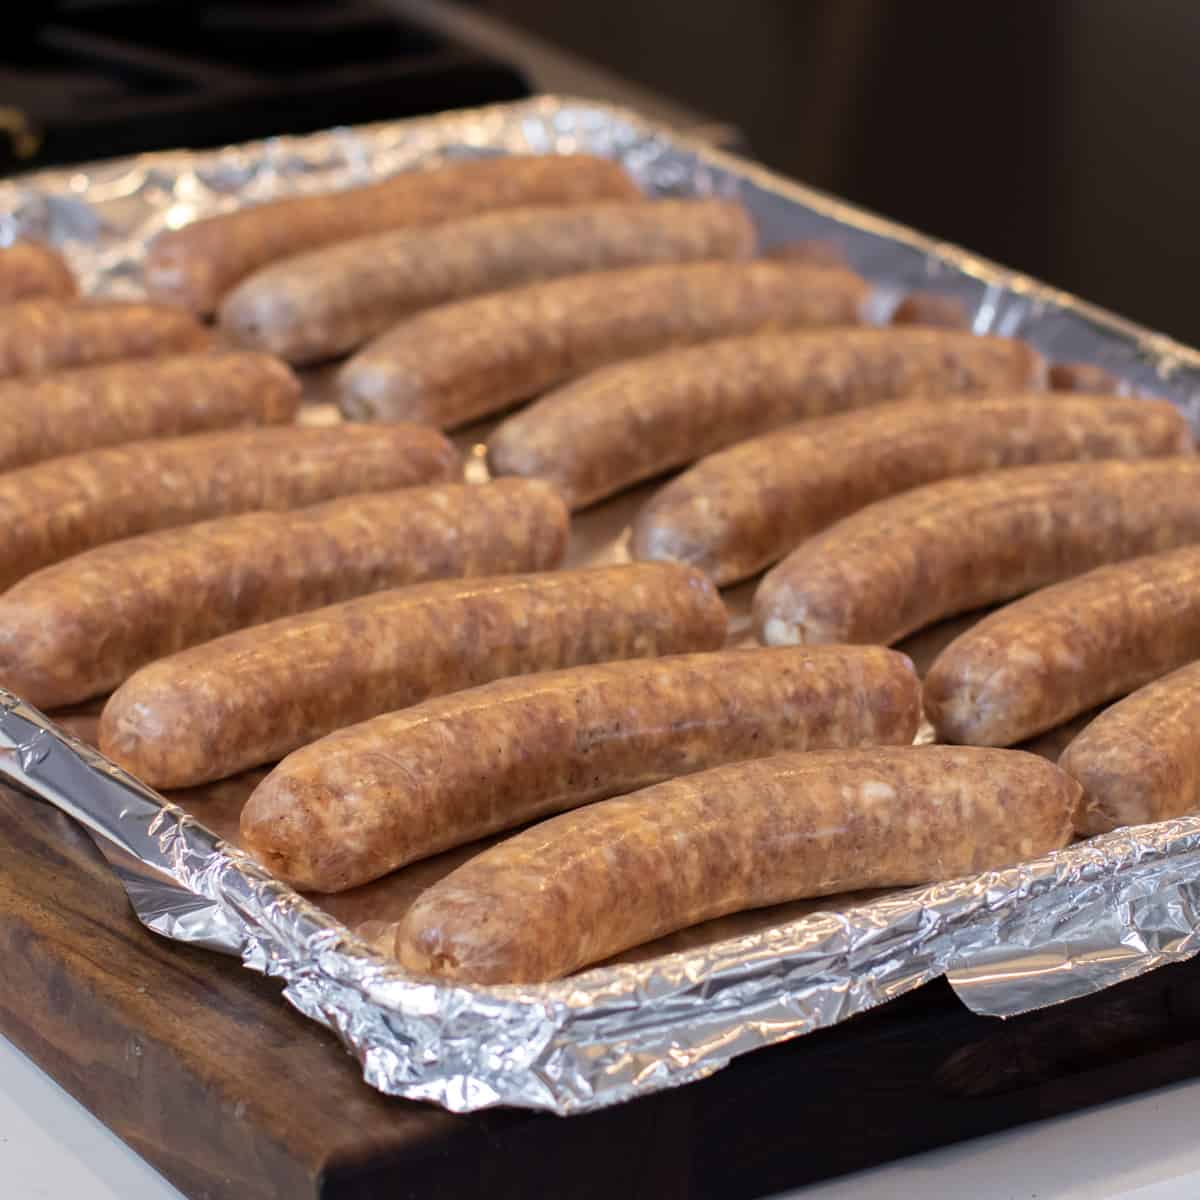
[925,545,1200,746]
[634,393,1190,584]
[241,645,921,892]
[1060,661,1200,834]
[889,292,971,329]
[337,261,871,429]
[101,562,724,787]
[219,199,755,365]
[0,299,207,377]
[0,351,300,471]
[0,424,458,591]
[146,154,641,315]
[393,746,1078,983]
[1048,362,1124,394]
[0,243,76,303]
[488,329,1045,511]
[754,457,1200,649]
[1,479,565,711]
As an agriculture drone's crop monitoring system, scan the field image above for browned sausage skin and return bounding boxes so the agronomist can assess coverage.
[1,479,565,711]
[0,299,207,377]
[632,393,1190,585]
[0,352,300,471]
[0,242,76,303]
[337,261,871,429]
[394,746,1079,983]
[488,330,1046,511]
[100,562,726,788]
[1048,362,1124,394]
[146,154,641,315]
[889,292,971,329]
[240,645,921,893]
[926,545,1200,746]
[218,199,755,364]
[0,424,458,591]
[754,457,1200,649]
[1060,661,1200,834]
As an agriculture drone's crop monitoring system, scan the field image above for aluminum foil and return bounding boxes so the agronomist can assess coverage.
[3,96,1200,1116]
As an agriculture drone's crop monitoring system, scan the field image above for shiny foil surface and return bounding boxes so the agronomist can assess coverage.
[2,97,1200,1115]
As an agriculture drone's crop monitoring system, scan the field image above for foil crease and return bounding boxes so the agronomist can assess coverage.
[2,96,1200,1115]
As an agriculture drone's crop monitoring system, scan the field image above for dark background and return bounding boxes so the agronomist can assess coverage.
[467,0,1200,347]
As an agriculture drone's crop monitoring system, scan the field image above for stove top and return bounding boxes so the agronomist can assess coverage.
[0,0,530,173]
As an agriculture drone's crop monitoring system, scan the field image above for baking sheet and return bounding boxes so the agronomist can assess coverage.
[3,95,1200,1115]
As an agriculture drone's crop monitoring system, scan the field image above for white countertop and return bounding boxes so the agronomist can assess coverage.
[5,1028,1200,1200]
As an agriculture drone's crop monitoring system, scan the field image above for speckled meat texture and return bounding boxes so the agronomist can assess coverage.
[240,644,921,893]
[0,243,76,303]
[0,299,207,376]
[336,260,871,429]
[393,746,1080,983]
[0,478,565,710]
[1060,661,1200,834]
[145,154,641,315]
[487,328,1046,511]
[754,457,1200,649]
[218,199,756,365]
[633,393,1191,585]
[100,561,724,788]
[925,545,1200,746]
[0,423,458,591]
[0,351,300,471]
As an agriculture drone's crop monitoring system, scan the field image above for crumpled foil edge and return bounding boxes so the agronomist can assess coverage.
[6,688,1200,1115]
[2,95,1200,1115]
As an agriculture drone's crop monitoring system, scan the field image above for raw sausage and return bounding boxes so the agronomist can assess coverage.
[1048,362,1124,394]
[925,545,1200,746]
[100,562,725,787]
[754,457,1200,649]
[0,299,207,376]
[145,154,641,315]
[633,393,1190,584]
[1,479,566,710]
[0,242,76,303]
[219,199,755,364]
[241,644,921,892]
[0,351,300,471]
[889,292,971,329]
[337,260,871,429]
[0,423,457,591]
[488,328,1046,510]
[1060,661,1200,834]
[393,746,1079,983]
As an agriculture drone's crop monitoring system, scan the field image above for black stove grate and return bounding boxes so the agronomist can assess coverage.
[0,0,530,173]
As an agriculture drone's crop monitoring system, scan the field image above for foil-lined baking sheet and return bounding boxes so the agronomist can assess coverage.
[3,96,1200,1115]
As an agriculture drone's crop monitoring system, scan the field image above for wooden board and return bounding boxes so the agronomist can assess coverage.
[7,786,1200,1199]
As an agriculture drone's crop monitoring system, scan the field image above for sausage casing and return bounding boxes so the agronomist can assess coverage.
[241,644,921,892]
[0,243,76,303]
[925,545,1200,746]
[754,457,1200,649]
[146,154,641,314]
[0,351,300,472]
[100,562,725,787]
[488,328,1047,511]
[2,479,566,711]
[337,261,871,429]
[0,424,458,591]
[394,746,1079,983]
[218,199,755,364]
[633,393,1190,584]
[0,299,207,377]
[1060,661,1200,834]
